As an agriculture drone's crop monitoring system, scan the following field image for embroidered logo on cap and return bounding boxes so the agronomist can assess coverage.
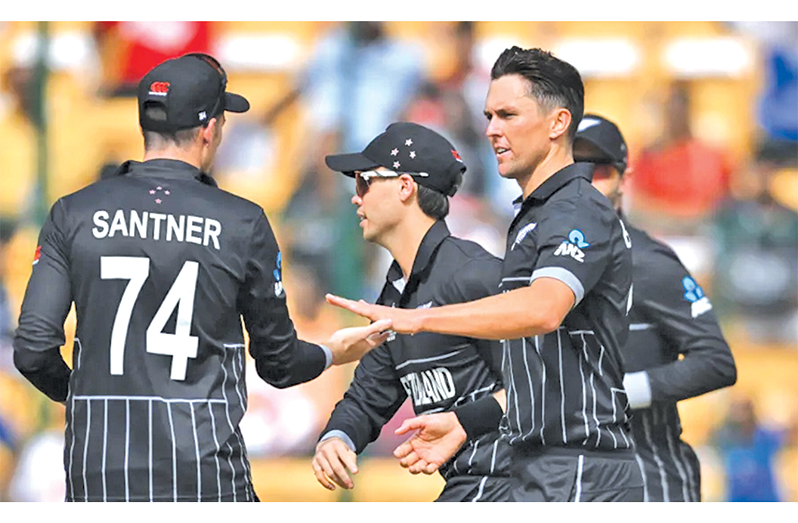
[149,82,170,96]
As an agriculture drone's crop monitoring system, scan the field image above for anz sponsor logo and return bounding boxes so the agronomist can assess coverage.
[273,251,284,298]
[553,229,590,262]
[400,367,456,407]
[683,276,712,318]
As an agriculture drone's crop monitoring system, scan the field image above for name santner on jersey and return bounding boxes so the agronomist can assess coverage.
[92,209,222,250]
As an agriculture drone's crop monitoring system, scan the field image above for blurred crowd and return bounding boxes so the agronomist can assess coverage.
[0,20,796,502]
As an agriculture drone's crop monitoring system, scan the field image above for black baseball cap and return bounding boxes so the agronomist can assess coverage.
[573,114,628,174]
[325,122,467,197]
[138,53,250,133]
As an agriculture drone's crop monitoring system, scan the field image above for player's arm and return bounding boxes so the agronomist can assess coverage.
[13,200,73,403]
[241,211,389,389]
[313,344,406,490]
[328,200,617,341]
[624,243,737,408]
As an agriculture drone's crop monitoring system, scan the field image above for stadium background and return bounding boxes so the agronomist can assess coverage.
[0,20,795,502]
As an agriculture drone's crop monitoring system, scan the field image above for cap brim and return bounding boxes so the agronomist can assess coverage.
[324,153,381,176]
[224,92,250,113]
[573,136,614,163]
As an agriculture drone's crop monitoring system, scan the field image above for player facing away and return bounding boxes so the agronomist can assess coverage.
[12,53,391,502]
[326,47,645,501]
[573,113,737,501]
[313,122,512,501]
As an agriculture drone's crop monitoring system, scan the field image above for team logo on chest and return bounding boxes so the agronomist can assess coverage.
[400,367,456,406]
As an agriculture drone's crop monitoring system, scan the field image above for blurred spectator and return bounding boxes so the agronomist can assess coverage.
[0,65,37,223]
[711,139,798,344]
[288,22,428,301]
[711,394,787,502]
[402,22,518,221]
[0,217,18,370]
[630,81,735,234]
[93,22,214,96]
[728,22,798,142]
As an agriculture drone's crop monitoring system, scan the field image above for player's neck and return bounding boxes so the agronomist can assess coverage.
[520,144,574,200]
[143,144,203,170]
[384,211,436,281]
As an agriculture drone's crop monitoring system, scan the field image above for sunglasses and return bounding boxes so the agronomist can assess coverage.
[354,170,429,198]
[186,52,227,123]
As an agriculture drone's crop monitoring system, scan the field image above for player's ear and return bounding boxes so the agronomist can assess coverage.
[201,117,218,146]
[549,108,571,141]
[398,174,416,202]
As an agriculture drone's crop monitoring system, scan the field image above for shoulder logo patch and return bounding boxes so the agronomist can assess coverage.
[682,276,712,318]
[554,229,589,262]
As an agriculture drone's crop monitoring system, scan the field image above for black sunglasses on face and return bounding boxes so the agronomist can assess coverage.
[354,170,429,198]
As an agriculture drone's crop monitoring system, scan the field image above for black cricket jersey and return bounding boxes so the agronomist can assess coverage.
[499,163,634,452]
[623,221,736,502]
[320,221,512,492]
[13,159,329,502]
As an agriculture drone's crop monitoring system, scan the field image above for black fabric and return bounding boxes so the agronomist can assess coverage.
[320,220,512,483]
[453,394,504,441]
[13,158,326,501]
[435,475,512,502]
[500,163,635,452]
[622,220,734,501]
[325,122,467,196]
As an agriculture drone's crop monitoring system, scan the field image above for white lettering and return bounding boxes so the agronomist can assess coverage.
[92,210,109,238]
[108,209,128,238]
[130,210,148,239]
[204,219,221,250]
[149,213,166,240]
[166,215,185,242]
[691,296,713,318]
[186,215,203,245]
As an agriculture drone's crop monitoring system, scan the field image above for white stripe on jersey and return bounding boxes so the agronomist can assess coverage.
[125,399,130,502]
[148,399,153,501]
[664,413,691,501]
[190,403,202,501]
[394,347,467,370]
[642,409,670,502]
[68,396,76,501]
[505,340,521,445]
[231,348,252,501]
[471,476,488,502]
[103,399,108,502]
[629,323,655,331]
[574,454,585,502]
[72,395,227,403]
[167,402,177,501]
[83,401,90,501]
[634,453,650,502]
[207,403,222,501]
[590,373,600,447]
[520,337,536,441]
[534,335,546,445]
[578,333,590,443]
[220,347,238,501]
[557,329,567,444]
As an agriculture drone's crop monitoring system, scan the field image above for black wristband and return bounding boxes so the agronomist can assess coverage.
[453,395,503,440]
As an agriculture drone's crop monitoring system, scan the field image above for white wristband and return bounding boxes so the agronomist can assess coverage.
[319,344,332,370]
[623,371,652,410]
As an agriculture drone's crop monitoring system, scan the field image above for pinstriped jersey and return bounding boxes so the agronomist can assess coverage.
[321,221,512,485]
[623,222,735,501]
[13,159,328,501]
[499,163,634,452]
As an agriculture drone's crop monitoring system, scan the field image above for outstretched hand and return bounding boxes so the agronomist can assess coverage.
[326,318,393,366]
[325,294,422,335]
[393,412,467,475]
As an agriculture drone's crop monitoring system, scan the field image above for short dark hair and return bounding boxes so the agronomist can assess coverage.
[490,46,584,142]
[141,104,202,150]
[415,169,463,220]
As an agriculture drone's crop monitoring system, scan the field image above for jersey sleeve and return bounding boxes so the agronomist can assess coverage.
[530,199,617,306]
[13,200,73,402]
[320,343,406,453]
[632,243,737,404]
[238,210,327,388]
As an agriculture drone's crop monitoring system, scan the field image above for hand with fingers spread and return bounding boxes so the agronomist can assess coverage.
[312,437,359,490]
[325,294,423,335]
[324,318,393,365]
[393,412,467,475]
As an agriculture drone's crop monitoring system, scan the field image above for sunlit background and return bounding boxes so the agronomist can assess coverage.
[0,20,796,502]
